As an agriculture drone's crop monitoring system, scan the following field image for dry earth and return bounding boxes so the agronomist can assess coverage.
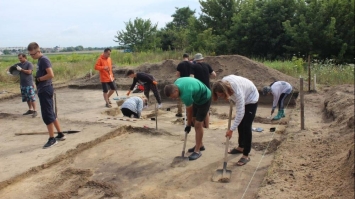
[0,55,353,199]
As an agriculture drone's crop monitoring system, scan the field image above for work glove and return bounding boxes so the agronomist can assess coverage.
[6,71,12,76]
[126,90,131,96]
[16,65,22,71]
[184,126,191,134]
[152,81,158,85]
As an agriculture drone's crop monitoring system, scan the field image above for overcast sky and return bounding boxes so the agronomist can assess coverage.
[0,0,201,48]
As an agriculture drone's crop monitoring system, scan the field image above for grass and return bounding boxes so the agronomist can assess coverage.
[0,52,353,93]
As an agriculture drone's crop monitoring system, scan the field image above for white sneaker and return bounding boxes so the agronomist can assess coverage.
[158,104,162,109]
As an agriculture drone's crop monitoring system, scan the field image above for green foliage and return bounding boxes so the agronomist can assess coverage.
[166,7,196,29]
[114,18,159,52]
[291,56,305,74]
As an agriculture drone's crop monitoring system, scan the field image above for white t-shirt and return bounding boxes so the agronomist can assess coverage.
[271,81,292,108]
[222,75,259,131]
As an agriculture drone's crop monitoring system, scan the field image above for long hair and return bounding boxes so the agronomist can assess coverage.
[211,80,233,101]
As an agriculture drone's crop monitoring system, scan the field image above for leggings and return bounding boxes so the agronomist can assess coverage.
[144,83,161,104]
[278,93,289,110]
[237,103,258,156]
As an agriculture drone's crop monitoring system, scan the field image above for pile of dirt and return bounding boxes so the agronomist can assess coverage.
[257,84,354,198]
[69,55,303,92]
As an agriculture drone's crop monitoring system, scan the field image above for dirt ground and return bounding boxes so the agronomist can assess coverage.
[0,55,353,199]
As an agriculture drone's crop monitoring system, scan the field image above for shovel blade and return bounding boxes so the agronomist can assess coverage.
[170,156,189,168]
[212,169,232,183]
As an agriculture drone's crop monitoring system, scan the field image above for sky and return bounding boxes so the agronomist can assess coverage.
[0,0,201,48]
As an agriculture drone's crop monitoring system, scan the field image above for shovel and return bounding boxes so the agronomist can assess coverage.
[212,100,233,183]
[171,105,189,167]
[15,130,80,136]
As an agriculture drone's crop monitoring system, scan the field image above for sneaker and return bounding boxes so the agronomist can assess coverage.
[43,138,57,149]
[175,113,183,117]
[189,152,202,161]
[55,133,66,141]
[32,111,38,118]
[23,110,33,115]
[188,145,206,153]
[158,104,162,109]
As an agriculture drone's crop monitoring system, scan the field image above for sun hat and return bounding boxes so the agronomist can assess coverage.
[194,53,204,61]
[262,86,271,95]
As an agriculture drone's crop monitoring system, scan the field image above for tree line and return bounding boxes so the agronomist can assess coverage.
[114,0,354,63]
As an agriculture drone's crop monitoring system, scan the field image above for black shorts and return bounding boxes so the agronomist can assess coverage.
[193,98,211,122]
[101,82,115,93]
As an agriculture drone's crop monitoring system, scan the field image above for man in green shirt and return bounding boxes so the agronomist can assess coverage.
[164,77,211,160]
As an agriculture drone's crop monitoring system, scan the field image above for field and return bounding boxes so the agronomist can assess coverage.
[0,54,353,199]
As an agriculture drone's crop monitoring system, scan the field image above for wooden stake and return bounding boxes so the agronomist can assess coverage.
[300,77,305,130]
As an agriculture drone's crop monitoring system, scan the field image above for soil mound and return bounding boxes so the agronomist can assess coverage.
[70,54,302,92]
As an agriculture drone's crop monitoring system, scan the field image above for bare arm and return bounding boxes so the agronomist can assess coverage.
[38,67,54,81]
[210,71,217,78]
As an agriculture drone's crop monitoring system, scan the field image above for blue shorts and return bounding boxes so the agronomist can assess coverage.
[38,86,56,125]
[21,86,36,102]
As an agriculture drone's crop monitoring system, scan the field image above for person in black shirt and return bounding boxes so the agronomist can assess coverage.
[190,53,216,128]
[126,70,162,108]
[175,53,192,117]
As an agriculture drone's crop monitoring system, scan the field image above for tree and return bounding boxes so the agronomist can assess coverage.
[166,7,196,29]
[114,18,159,52]
[229,0,296,59]
[283,0,354,62]
[159,7,196,51]
[75,45,84,51]
[199,0,241,35]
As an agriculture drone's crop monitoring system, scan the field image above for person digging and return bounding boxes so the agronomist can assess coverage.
[262,81,292,120]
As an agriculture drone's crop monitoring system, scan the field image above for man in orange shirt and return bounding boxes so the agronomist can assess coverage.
[95,48,115,108]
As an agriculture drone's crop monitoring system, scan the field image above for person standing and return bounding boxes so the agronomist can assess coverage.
[164,77,211,161]
[27,42,65,149]
[262,81,292,120]
[94,48,115,108]
[126,70,162,108]
[175,53,192,117]
[10,53,37,117]
[211,75,259,166]
[120,96,147,118]
[190,53,216,130]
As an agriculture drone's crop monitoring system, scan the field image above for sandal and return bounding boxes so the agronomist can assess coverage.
[236,157,250,166]
[228,148,243,154]
[106,103,112,108]
[108,100,112,104]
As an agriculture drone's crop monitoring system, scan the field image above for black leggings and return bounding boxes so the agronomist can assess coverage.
[121,108,139,118]
[144,83,161,104]
[237,103,258,156]
[278,93,288,110]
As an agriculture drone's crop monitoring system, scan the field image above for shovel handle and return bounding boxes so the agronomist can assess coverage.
[54,92,57,118]
[181,131,188,157]
[223,100,233,170]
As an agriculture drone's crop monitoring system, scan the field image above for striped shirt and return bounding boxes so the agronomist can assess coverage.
[222,75,259,131]
[120,97,144,118]
[271,81,292,109]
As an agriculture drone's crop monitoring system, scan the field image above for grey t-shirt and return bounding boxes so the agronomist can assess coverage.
[18,61,34,87]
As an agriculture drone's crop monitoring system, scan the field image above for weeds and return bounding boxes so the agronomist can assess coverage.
[0,52,353,92]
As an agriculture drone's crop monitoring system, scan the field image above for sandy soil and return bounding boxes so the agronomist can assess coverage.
[0,55,353,199]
